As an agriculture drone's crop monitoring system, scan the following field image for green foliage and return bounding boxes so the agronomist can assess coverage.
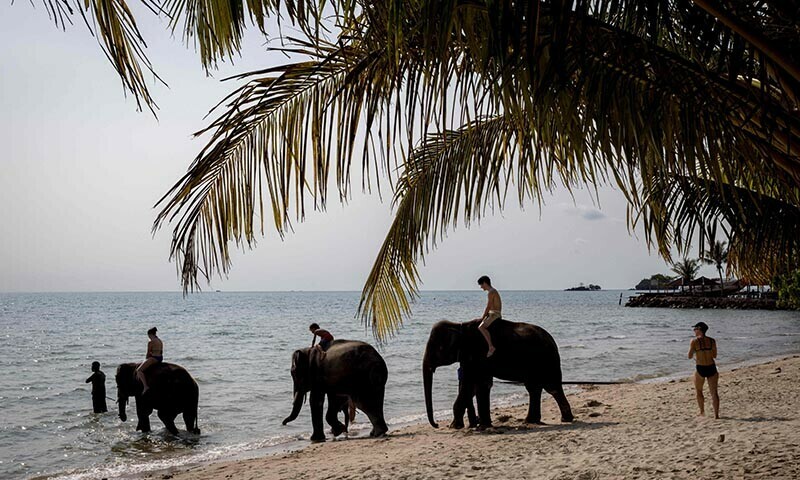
[27,0,800,339]
[650,274,672,284]
[671,259,701,284]
[773,270,800,310]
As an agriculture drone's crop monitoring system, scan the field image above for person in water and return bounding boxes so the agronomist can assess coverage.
[85,361,107,413]
[688,321,720,419]
[476,275,502,357]
[309,323,334,351]
[136,327,163,394]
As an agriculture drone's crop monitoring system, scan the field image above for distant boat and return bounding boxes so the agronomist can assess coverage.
[215,290,222,292]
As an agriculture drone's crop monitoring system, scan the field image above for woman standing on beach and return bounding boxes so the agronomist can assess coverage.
[688,322,719,419]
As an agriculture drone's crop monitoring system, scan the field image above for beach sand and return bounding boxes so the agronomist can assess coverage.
[156,356,800,480]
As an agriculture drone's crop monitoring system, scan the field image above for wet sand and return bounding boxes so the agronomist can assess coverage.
[152,355,800,480]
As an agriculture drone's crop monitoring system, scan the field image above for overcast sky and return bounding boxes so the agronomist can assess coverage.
[0,5,719,292]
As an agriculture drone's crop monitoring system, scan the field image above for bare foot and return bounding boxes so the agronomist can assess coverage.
[487,347,496,358]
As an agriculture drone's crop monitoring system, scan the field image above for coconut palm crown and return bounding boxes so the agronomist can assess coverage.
[30,1,800,339]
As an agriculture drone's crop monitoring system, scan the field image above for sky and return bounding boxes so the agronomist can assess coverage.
[0,5,719,292]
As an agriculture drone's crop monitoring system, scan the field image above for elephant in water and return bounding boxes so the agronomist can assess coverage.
[282,340,389,442]
[116,362,200,435]
[423,319,574,429]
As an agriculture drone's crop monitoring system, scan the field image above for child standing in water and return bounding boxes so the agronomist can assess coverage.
[688,321,720,419]
[85,361,107,413]
[309,323,334,351]
[136,327,163,394]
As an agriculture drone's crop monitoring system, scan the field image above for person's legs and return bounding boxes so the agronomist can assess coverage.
[707,372,720,419]
[136,358,156,392]
[693,371,706,416]
[478,322,495,357]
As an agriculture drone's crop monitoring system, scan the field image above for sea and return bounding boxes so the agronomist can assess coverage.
[1,291,798,479]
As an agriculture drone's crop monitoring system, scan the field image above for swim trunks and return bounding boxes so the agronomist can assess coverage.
[696,364,718,378]
[319,339,332,351]
[482,310,502,327]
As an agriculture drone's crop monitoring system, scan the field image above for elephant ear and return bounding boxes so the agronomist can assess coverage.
[291,350,308,378]
[308,347,323,374]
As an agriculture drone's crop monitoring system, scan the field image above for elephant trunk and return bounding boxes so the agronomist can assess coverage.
[282,391,303,425]
[118,395,128,422]
[423,361,438,428]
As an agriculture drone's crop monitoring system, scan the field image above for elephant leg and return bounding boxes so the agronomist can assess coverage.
[183,406,201,434]
[544,384,574,422]
[325,394,347,437]
[475,382,493,430]
[524,384,544,424]
[466,388,478,428]
[309,390,326,442]
[358,391,388,437]
[449,381,472,429]
[158,410,180,436]
[135,399,152,432]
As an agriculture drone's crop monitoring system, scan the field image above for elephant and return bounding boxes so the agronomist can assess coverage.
[282,340,389,442]
[423,319,574,430]
[116,362,201,435]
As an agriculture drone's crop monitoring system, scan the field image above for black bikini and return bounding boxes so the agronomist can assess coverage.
[695,338,717,378]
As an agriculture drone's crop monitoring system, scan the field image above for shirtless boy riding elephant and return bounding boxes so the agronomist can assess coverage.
[476,276,502,357]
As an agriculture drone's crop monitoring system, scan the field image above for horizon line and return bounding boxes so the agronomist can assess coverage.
[0,288,633,294]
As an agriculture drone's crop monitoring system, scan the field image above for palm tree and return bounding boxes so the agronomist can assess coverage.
[25,1,800,339]
[671,259,701,294]
[701,235,729,297]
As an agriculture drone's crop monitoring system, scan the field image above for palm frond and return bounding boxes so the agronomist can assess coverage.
[76,0,166,113]
[152,41,399,290]
[634,174,800,284]
[147,1,800,340]
[359,109,613,339]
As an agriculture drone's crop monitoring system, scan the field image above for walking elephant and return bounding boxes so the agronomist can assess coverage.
[116,362,201,435]
[282,340,388,442]
[423,319,574,429]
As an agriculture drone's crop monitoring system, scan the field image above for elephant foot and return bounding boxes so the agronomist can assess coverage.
[524,416,543,425]
[476,423,493,431]
[136,424,151,433]
[191,428,201,435]
[310,433,327,443]
[330,422,346,437]
[561,414,575,423]
[448,420,465,430]
[369,427,388,438]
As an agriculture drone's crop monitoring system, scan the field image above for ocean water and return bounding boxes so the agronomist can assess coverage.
[1,291,798,479]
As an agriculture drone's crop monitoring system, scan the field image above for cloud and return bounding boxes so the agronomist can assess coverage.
[559,203,607,221]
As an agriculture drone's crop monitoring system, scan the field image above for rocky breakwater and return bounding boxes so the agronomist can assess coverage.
[626,294,778,310]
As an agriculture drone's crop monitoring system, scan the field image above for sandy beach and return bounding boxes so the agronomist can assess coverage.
[151,355,800,480]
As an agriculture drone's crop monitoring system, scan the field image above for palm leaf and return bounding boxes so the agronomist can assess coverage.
[152,40,400,290]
